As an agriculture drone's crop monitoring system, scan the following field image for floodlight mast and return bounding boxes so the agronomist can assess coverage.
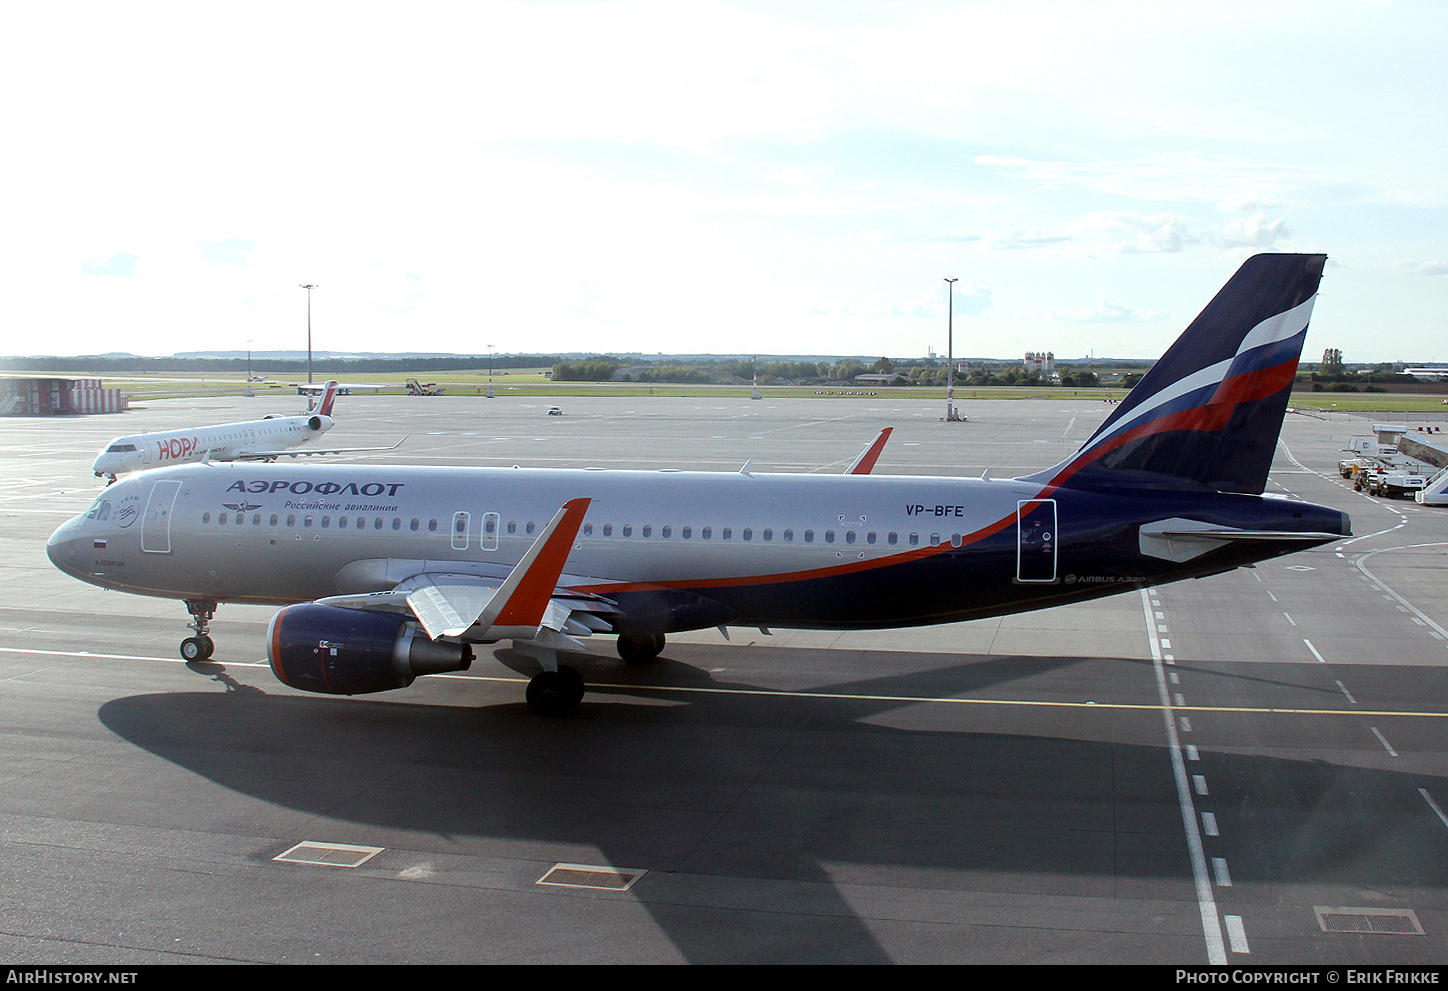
[944,278,958,421]
[299,284,318,384]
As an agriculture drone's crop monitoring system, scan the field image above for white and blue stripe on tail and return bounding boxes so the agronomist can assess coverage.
[1027,253,1326,495]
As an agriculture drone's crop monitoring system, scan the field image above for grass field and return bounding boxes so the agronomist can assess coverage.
[15,367,1448,412]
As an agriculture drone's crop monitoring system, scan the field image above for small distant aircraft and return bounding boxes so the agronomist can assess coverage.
[91,382,404,483]
[295,382,384,396]
[53,255,1349,714]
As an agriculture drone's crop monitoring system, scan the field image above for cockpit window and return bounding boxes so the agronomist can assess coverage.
[85,497,112,521]
[105,443,137,453]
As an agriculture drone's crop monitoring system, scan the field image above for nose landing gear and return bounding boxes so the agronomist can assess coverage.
[181,599,217,662]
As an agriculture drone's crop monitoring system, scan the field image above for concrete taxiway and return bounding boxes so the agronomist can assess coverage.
[1,392,1447,964]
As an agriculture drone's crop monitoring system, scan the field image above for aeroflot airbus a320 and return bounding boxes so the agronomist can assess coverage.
[50,254,1349,715]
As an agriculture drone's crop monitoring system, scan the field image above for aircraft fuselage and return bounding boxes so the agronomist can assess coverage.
[48,461,1349,635]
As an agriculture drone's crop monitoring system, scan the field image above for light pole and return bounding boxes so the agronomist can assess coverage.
[246,338,253,397]
[944,278,958,421]
[299,284,318,384]
[487,343,495,397]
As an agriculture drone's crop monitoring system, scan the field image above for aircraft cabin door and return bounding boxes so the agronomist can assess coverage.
[141,480,183,554]
[1015,499,1058,583]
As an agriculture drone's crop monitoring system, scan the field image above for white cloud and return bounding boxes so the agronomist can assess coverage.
[80,253,137,277]
[1045,301,1162,324]
[1210,212,1291,250]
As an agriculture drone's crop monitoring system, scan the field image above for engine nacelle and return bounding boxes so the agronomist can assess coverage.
[267,603,472,695]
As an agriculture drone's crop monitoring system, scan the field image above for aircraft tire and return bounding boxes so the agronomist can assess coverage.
[617,632,664,664]
[181,636,213,662]
[526,667,583,716]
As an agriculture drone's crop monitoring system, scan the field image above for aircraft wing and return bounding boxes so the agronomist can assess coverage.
[236,435,409,460]
[314,498,615,647]
[846,427,893,474]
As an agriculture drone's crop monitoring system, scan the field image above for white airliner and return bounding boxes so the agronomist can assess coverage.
[50,255,1350,716]
[91,382,402,482]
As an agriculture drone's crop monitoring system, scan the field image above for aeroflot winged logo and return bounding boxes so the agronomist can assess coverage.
[226,480,407,496]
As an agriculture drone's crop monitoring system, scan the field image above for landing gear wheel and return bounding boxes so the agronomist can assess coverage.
[526,665,584,716]
[180,636,214,662]
[617,632,665,664]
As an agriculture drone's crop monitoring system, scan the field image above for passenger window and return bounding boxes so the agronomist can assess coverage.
[804,530,813,543]
[203,513,211,524]
[951,533,963,547]
[742,528,752,541]
[392,518,401,530]
[304,516,313,528]
[642,526,652,538]
[526,521,536,535]
[824,531,834,543]
[909,533,919,546]
[428,519,438,532]
[622,524,632,537]
[866,532,876,544]
[287,515,296,527]
[783,529,792,542]
[845,531,855,544]
[930,533,940,546]
[583,523,593,536]
[339,517,348,529]
[321,517,330,528]
[763,529,772,541]
[888,532,897,545]
[662,526,671,538]
[702,527,711,540]
[270,514,278,526]
[682,527,692,539]
[603,524,613,536]
[722,528,732,540]
[411,519,420,531]
[219,513,228,525]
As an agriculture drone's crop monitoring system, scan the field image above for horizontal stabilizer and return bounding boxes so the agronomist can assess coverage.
[1139,517,1342,562]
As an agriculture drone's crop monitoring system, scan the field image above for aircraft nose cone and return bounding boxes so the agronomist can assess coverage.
[46,517,82,575]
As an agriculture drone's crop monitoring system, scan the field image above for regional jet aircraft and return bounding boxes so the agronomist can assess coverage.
[91,382,402,482]
[50,254,1349,715]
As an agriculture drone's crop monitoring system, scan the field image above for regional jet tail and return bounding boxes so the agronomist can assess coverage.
[51,254,1349,717]
[91,381,404,482]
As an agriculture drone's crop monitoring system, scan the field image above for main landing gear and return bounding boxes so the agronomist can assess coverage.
[525,665,585,717]
[180,599,217,662]
[616,632,665,664]
[522,633,667,717]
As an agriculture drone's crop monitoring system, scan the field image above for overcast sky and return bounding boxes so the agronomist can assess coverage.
[4,0,1445,363]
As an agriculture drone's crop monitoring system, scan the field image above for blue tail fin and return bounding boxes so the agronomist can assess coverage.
[1027,253,1326,494]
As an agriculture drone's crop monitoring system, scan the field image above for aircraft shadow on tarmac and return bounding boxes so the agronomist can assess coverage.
[95,646,1448,964]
